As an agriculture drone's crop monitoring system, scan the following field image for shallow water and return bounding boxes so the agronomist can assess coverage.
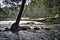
[0,21,60,40]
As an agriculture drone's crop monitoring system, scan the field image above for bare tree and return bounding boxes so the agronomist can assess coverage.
[10,0,26,32]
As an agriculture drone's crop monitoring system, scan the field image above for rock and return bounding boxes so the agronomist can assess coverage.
[21,27,27,30]
[4,27,9,31]
[20,26,31,30]
[26,22,35,24]
[44,28,50,30]
[34,27,40,30]
[0,30,2,31]
[41,27,43,29]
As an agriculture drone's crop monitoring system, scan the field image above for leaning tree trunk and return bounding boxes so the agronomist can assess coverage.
[10,0,26,32]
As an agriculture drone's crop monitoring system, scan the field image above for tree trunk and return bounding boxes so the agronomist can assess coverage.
[10,0,26,32]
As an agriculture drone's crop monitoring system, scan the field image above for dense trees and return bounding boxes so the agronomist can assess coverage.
[22,0,45,18]
[0,0,60,21]
[41,0,60,18]
[0,7,20,20]
[41,0,60,23]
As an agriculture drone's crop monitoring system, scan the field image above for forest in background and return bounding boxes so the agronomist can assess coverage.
[0,0,60,24]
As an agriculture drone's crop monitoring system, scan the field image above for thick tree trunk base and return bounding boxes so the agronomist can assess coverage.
[9,23,20,32]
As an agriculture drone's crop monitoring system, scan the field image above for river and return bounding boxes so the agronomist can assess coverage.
[0,21,60,40]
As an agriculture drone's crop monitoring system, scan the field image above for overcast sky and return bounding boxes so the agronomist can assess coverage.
[0,0,31,8]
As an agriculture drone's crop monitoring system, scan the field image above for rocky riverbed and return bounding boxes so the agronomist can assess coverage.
[0,21,60,40]
[0,29,60,40]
